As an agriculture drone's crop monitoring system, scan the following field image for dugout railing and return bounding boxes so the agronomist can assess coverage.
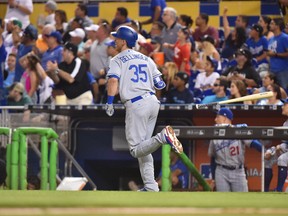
[0,106,97,190]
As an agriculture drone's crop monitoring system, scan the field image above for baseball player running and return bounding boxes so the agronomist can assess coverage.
[208,108,262,192]
[105,26,183,192]
[265,99,288,192]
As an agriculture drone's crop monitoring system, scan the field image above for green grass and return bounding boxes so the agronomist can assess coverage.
[0,191,287,216]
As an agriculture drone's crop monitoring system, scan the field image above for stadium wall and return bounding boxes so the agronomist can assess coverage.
[0,1,282,31]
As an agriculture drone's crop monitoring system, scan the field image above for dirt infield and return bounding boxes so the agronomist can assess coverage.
[1,207,288,215]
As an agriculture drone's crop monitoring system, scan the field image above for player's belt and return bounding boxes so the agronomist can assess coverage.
[216,163,243,170]
[130,92,154,103]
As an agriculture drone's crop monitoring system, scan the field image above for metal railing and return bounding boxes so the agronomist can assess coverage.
[0,106,97,190]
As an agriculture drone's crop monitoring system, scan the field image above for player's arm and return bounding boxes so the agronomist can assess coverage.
[210,156,216,180]
[106,77,119,99]
[105,76,119,116]
[208,141,216,180]
[265,146,276,160]
[250,139,263,152]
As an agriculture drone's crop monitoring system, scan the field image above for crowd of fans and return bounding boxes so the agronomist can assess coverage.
[1,0,288,107]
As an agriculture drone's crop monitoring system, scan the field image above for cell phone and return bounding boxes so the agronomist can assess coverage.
[232,71,238,76]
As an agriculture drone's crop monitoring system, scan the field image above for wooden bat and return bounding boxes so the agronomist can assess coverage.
[195,91,274,109]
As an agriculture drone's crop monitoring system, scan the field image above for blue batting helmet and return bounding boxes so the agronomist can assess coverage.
[111,26,138,48]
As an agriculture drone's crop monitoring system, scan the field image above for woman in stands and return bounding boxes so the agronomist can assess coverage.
[257,83,284,105]
[163,27,191,76]
[54,9,68,35]
[178,14,193,33]
[221,26,247,60]
[258,16,274,40]
[253,72,287,99]
[230,80,252,104]
[221,7,247,60]
[156,62,178,103]
[178,14,195,52]
[19,53,51,104]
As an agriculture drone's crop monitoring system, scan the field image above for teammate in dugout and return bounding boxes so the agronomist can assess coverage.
[105,26,183,192]
[208,108,262,192]
[264,98,288,192]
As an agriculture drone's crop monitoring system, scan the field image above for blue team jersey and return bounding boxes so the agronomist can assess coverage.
[268,33,288,73]
[246,36,268,66]
[158,159,189,189]
[166,88,194,104]
[41,45,63,71]
[14,44,33,82]
[151,0,166,22]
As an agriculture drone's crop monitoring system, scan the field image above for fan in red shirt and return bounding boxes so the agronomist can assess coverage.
[163,27,191,76]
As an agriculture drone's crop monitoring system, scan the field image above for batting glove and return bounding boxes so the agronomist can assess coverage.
[105,103,114,117]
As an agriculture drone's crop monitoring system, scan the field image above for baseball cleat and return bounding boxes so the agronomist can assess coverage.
[163,125,183,154]
[137,187,148,192]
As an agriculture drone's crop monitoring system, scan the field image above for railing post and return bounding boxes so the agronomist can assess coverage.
[40,135,48,190]
[161,145,171,191]
[19,133,27,190]
[0,127,11,188]
[10,129,19,190]
[49,140,58,190]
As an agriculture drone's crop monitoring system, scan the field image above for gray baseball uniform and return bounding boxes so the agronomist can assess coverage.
[208,137,252,192]
[265,144,288,168]
[277,120,288,167]
[107,49,166,191]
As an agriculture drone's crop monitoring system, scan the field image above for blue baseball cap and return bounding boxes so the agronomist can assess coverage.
[217,108,233,120]
[105,40,116,48]
[23,24,38,40]
[45,31,62,44]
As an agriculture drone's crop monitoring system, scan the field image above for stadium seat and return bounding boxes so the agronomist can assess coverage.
[221,58,229,72]
[193,88,203,99]
[194,97,202,104]
[215,61,222,74]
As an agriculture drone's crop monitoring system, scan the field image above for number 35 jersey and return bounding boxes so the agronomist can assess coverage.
[107,49,162,102]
